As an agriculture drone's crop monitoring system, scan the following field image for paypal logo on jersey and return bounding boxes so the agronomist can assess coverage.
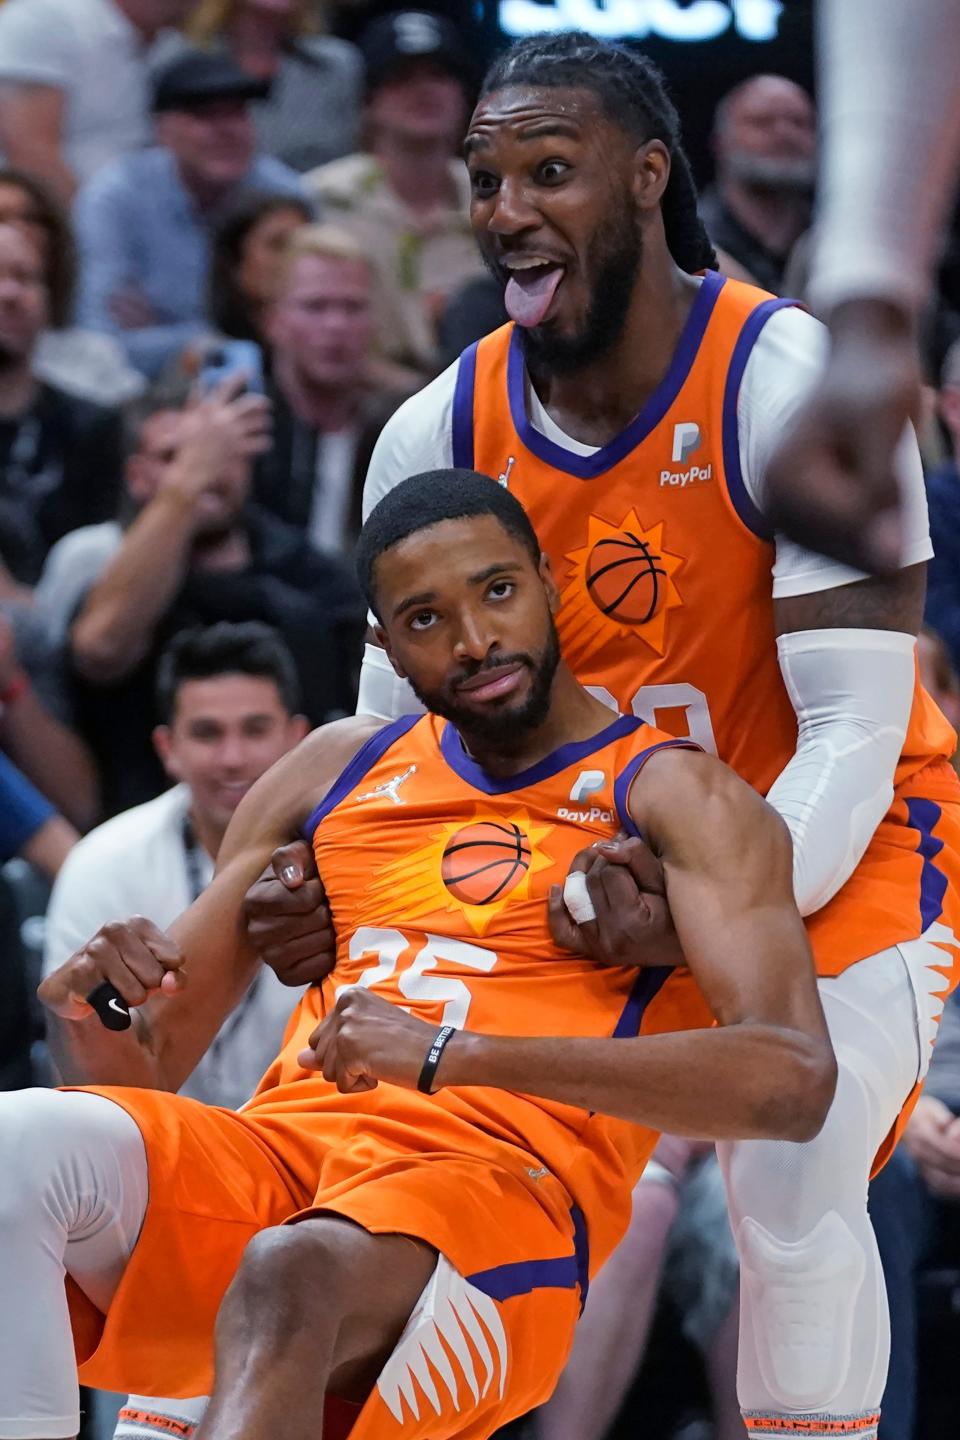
[569,770,606,803]
[558,770,614,824]
[663,421,712,488]
[672,422,701,464]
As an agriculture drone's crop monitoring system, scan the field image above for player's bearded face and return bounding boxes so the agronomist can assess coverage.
[487,194,643,376]
[407,616,562,746]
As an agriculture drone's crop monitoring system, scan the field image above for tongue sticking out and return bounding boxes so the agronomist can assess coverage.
[504,265,564,327]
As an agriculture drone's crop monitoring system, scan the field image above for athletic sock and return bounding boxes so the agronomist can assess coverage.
[742,1411,881,1438]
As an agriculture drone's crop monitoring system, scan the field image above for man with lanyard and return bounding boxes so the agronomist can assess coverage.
[43,620,309,1107]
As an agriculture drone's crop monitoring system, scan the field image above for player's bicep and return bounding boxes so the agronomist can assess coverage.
[774,561,925,637]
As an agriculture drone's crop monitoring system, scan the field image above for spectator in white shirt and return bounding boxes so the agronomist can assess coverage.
[43,619,309,1109]
[0,0,194,203]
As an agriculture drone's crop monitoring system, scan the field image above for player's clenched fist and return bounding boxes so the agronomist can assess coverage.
[38,917,186,1021]
[549,835,684,969]
[243,841,337,987]
[298,988,448,1094]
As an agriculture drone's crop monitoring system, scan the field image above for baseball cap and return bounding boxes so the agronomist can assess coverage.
[360,10,472,90]
[152,49,271,114]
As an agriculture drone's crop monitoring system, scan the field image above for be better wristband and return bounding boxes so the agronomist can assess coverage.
[417,1024,457,1094]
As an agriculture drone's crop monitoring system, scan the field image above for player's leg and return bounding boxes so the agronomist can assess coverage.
[717,942,938,1440]
[196,1216,438,1440]
[0,1088,149,1440]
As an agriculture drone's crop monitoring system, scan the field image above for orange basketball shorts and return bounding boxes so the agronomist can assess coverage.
[67,1087,589,1438]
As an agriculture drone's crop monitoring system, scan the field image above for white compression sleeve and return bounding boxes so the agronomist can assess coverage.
[765,629,916,917]
[355,641,424,722]
[809,0,960,315]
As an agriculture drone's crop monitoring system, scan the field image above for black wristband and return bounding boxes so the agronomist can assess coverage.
[417,1024,457,1094]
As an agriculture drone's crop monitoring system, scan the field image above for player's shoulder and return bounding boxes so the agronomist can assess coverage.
[741,303,828,400]
[265,715,395,824]
[363,361,458,520]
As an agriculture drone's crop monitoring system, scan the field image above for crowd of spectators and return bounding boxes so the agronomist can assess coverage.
[0,6,957,1440]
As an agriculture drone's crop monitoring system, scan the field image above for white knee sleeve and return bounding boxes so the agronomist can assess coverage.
[737,1210,866,1410]
[0,1089,148,1440]
[719,946,921,1428]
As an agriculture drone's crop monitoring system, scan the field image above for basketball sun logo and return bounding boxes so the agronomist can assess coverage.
[364,809,554,936]
[557,509,684,666]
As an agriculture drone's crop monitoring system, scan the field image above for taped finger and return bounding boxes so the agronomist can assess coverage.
[563,870,597,925]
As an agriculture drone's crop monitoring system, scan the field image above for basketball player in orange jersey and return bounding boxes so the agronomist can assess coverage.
[0,471,836,1440]
[332,31,960,1440]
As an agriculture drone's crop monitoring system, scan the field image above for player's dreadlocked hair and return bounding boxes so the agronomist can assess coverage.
[480,32,717,275]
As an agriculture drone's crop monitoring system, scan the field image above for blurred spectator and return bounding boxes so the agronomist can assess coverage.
[700,75,816,296]
[43,620,308,1107]
[39,376,363,814]
[306,9,483,378]
[171,0,363,172]
[0,612,99,831]
[0,0,193,203]
[0,223,124,589]
[0,750,77,880]
[74,49,307,381]
[924,339,960,673]
[868,991,960,1440]
[918,626,960,735]
[255,224,411,552]
[0,167,143,404]
[209,191,313,349]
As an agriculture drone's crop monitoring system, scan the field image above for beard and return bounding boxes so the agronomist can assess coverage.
[726,151,815,193]
[408,618,562,750]
[485,199,643,377]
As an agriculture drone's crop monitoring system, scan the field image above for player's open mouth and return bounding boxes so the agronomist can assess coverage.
[457,664,525,702]
[502,256,565,328]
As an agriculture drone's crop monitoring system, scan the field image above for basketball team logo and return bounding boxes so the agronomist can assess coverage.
[441,821,531,905]
[364,808,554,936]
[556,509,684,663]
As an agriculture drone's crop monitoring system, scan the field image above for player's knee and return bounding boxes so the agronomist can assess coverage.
[229,1221,356,1334]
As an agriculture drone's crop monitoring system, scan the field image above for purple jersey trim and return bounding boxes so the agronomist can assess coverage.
[468,1203,590,1312]
[720,297,796,540]
[906,796,947,931]
[614,738,703,836]
[440,713,642,796]
[504,270,726,480]
[613,964,674,1039]
[301,714,421,842]
[452,341,479,470]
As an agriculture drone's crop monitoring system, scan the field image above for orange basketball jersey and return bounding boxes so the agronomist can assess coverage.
[247,712,713,1276]
[453,274,960,978]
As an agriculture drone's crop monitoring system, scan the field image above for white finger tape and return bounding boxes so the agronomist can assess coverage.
[563,871,597,925]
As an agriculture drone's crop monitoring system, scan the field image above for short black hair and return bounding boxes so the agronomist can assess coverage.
[356,469,541,620]
[479,31,716,275]
[155,621,301,722]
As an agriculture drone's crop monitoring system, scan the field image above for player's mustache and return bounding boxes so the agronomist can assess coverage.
[450,652,535,691]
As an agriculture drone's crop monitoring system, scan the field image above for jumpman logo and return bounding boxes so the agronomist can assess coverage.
[498,457,515,488]
[357,765,417,806]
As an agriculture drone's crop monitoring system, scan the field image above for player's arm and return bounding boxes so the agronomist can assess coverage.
[307,751,837,1142]
[356,373,453,720]
[39,717,381,1091]
[767,563,922,916]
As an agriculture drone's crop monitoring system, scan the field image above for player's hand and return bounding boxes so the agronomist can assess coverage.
[298,987,443,1094]
[37,917,186,1022]
[242,841,337,986]
[764,298,921,575]
[548,835,683,969]
[903,1095,960,1197]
